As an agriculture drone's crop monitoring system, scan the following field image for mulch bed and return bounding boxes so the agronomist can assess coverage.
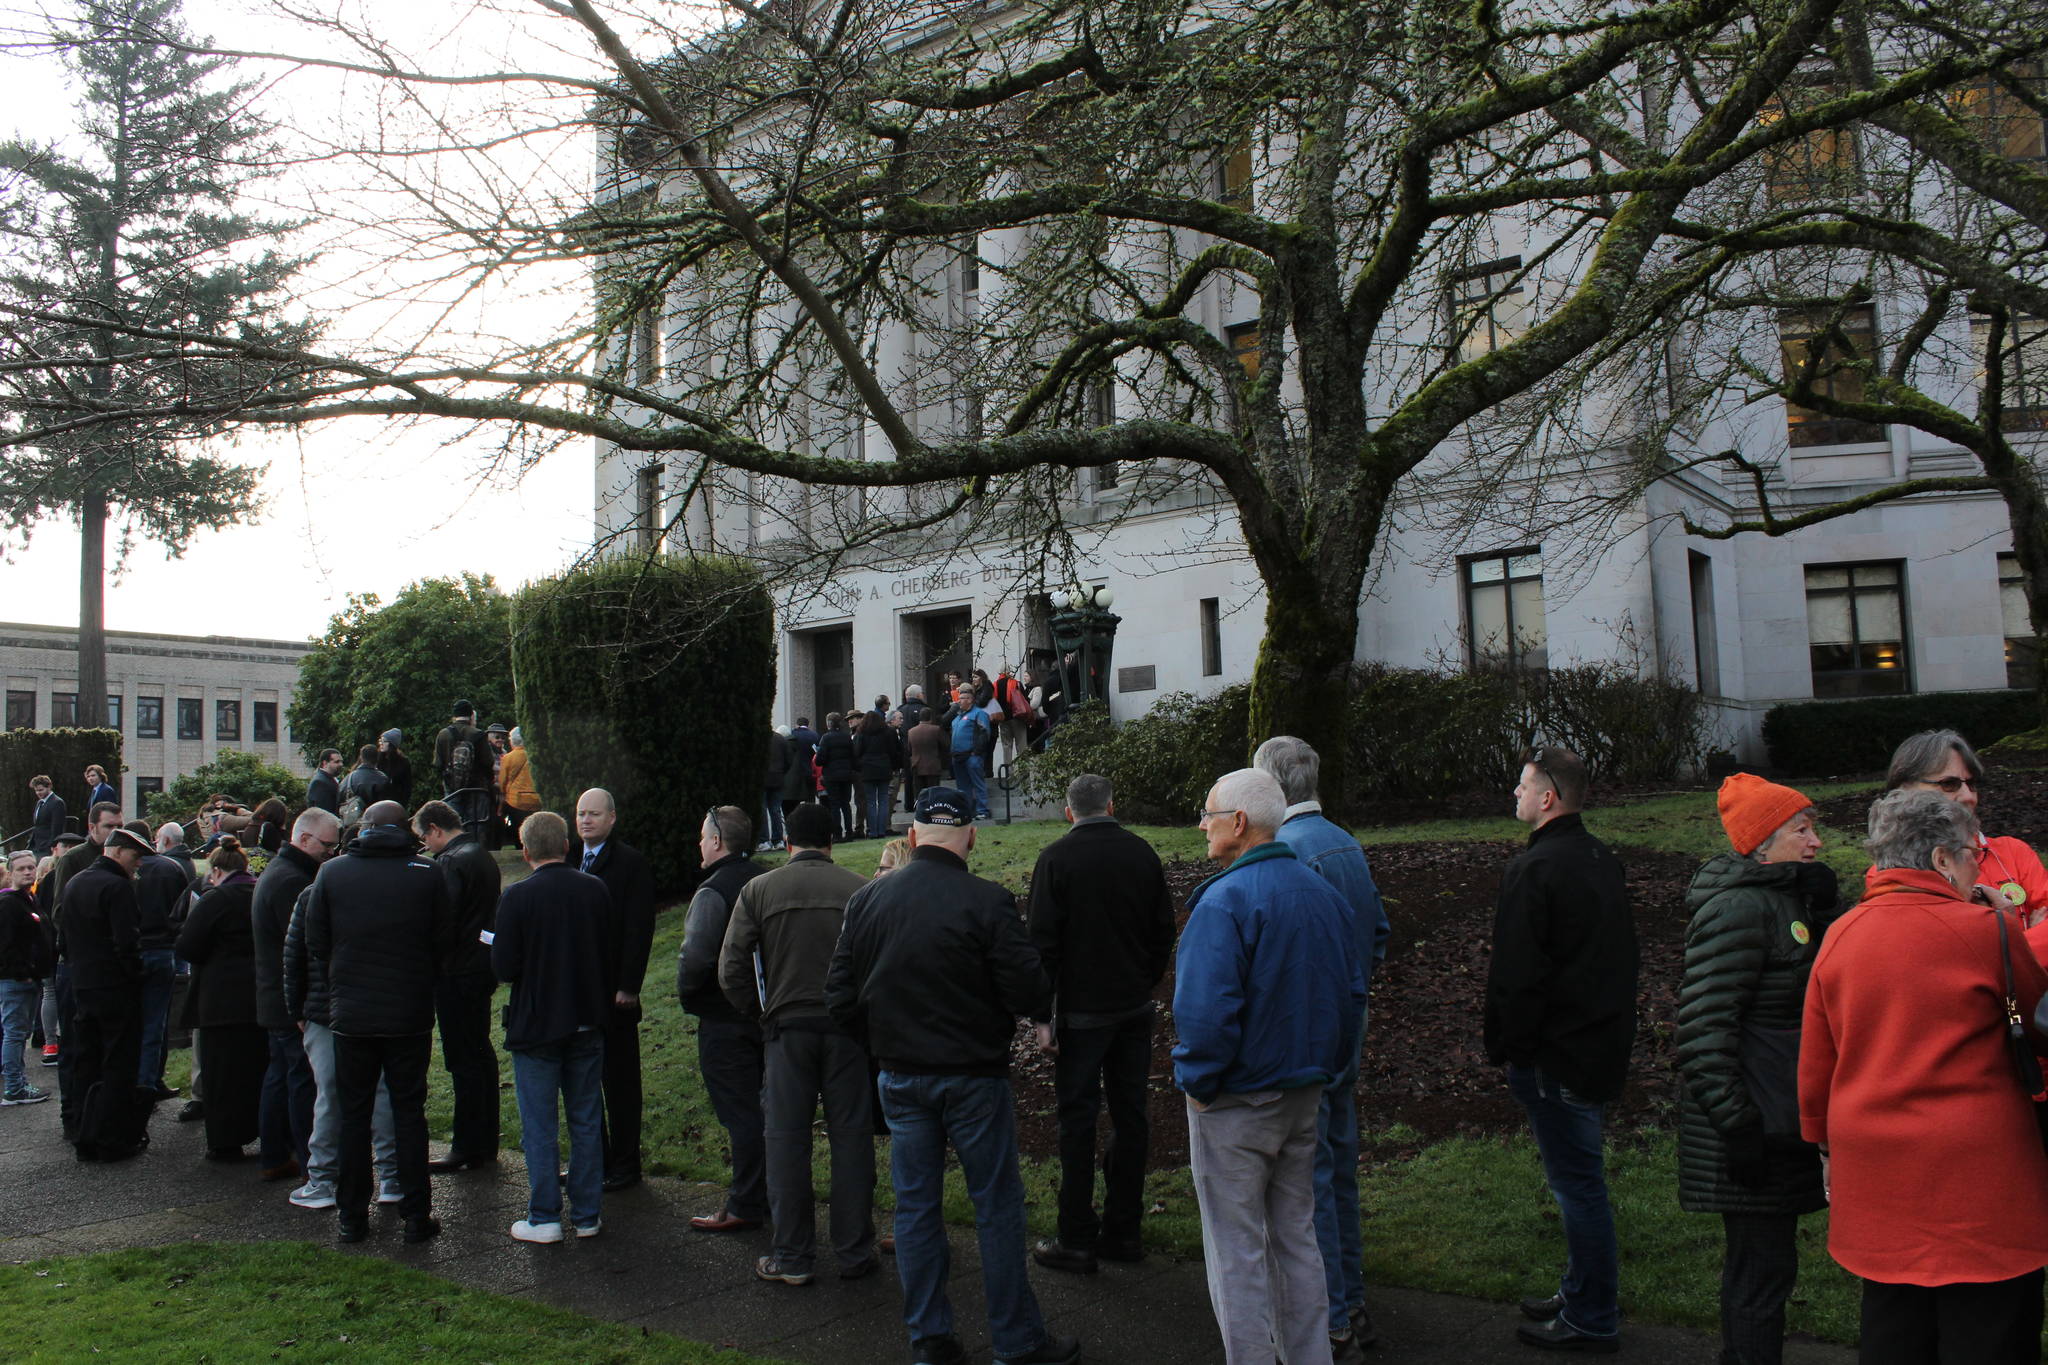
[1810,747,2048,852]
[1009,839,1699,1165]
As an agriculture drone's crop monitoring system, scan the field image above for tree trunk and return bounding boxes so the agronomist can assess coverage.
[1246,563,1363,811]
[1976,434,2048,730]
[77,488,108,730]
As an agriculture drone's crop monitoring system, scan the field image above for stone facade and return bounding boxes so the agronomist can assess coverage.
[0,621,312,815]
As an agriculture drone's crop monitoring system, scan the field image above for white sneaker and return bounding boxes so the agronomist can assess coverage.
[573,1220,601,1238]
[377,1182,405,1206]
[289,1183,337,1210]
[511,1219,564,1244]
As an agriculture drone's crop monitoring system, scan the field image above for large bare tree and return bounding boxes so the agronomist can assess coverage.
[6,0,2041,792]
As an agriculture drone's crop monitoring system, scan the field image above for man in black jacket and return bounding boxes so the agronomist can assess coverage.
[62,826,154,1161]
[28,775,64,859]
[1483,747,1636,1355]
[493,810,618,1242]
[1024,774,1173,1276]
[575,787,657,1191]
[252,809,339,1186]
[677,804,766,1227]
[826,787,1077,1365]
[415,799,503,1172]
[49,802,121,1136]
[302,800,456,1244]
[133,823,194,1104]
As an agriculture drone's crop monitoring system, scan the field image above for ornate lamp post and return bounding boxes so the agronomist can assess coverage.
[1048,582,1121,710]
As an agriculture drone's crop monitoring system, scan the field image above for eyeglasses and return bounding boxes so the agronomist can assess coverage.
[1922,776,1982,794]
[318,838,342,853]
[1197,808,1241,825]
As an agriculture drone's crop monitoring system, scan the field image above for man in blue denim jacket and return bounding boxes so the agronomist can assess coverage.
[1255,737,1389,1357]
[1175,767,1365,1365]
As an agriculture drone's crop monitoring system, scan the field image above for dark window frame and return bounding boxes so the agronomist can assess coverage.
[253,700,278,744]
[136,695,163,739]
[216,699,241,742]
[1447,256,1526,360]
[1779,304,1887,448]
[50,692,78,728]
[2001,552,2039,691]
[1200,597,1223,677]
[1462,548,1549,674]
[1805,560,1912,698]
[4,690,33,731]
[177,697,203,741]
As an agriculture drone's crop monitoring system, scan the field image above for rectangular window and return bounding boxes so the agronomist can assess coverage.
[1225,320,1262,378]
[50,692,78,728]
[177,697,203,741]
[1200,597,1223,676]
[1464,549,1548,673]
[1448,256,1527,361]
[134,776,163,806]
[958,236,980,299]
[1218,139,1253,211]
[1970,310,2048,432]
[137,695,163,739]
[1779,305,1886,447]
[1088,379,1120,490]
[632,303,659,387]
[636,463,663,550]
[1951,62,2047,164]
[4,690,33,731]
[1689,551,1721,696]
[216,699,241,741]
[105,695,120,732]
[1806,561,1911,697]
[253,701,278,744]
[1760,77,1860,202]
[2002,553,2039,690]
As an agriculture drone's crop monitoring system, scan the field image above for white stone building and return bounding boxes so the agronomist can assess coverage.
[0,622,313,813]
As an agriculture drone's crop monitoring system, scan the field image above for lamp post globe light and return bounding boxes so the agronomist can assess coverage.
[1048,575,1122,710]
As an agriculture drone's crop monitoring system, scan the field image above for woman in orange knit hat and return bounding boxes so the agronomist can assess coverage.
[1885,730,2048,959]
[1676,771,1837,1365]
[1801,788,2048,1363]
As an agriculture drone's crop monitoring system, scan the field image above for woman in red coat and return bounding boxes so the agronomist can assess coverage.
[1885,729,2048,959]
[1800,788,2048,1363]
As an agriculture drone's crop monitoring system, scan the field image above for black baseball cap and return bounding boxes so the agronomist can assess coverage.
[914,787,974,827]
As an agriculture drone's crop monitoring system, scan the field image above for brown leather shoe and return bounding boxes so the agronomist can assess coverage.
[259,1160,300,1183]
[689,1210,763,1233]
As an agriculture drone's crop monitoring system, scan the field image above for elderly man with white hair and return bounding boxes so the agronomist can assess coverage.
[1175,767,1366,1365]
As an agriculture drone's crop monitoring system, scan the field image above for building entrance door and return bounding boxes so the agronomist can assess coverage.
[909,610,973,705]
[811,626,854,723]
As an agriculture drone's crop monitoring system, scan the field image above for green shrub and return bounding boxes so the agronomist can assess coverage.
[1016,685,1252,824]
[0,727,122,844]
[1347,664,1525,797]
[511,554,774,890]
[1532,661,1713,785]
[1762,690,2039,777]
[142,750,303,828]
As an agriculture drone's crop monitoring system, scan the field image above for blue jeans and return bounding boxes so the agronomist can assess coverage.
[862,780,890,837]
[761,790,785,847]
[513,1030,606,1230]
[1507,1063,1619,1337]
[879,1070,1048,1358]
[259,1027,315,1170]
[1,978,37,1093]
[1315,1052,1364,1330]
[136,950,176,1090]
[952,753,987,817]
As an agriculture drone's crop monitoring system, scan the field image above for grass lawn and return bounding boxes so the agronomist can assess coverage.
[0,1241,787,1363]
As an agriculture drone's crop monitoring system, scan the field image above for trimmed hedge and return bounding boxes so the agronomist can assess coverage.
[0,727,122,848]
[1761,690,2039,777]
[511,554,774,891]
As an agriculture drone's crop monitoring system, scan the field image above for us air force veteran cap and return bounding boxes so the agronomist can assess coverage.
[104,828,152,855]
[913,787,974,827]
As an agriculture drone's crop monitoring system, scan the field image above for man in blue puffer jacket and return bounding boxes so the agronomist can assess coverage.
[1173,767,1365,1365]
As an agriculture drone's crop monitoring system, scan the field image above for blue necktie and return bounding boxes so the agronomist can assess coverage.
[582,849,596,872]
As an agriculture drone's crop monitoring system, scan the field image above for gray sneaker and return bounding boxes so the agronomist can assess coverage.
[1,1083,50,1106]
[289,1182,337,1210]
[377,1180,405,1205]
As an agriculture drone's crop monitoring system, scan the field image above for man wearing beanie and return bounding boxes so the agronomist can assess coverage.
[1484,746,1635,1354]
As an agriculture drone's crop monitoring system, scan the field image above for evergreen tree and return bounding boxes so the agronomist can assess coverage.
[0,0,313,724]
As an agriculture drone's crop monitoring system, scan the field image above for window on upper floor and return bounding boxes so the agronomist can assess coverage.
[253,701,278,744]
[631,303,660,387]
[6,690,34,731]
[177,697,202,741]
[1087,378,1120,491]
[216,699,241,742]
[50,692,77,728]
[635,464,664,550]
[1806,561,1910,697]
[1970,309,2048,432]
[1760,75,1861,202]
[1464,549,1548,673]
[1779,304,1886,447]
[1950,61,2048,165]
[1225,320,1262,378]
[1217,139,1252,211]
[1447,257,1526,362]
[2002,553,2039,690]
[136,695,163,739]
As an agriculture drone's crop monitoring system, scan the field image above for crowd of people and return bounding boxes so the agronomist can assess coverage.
[8,705,2048,1365]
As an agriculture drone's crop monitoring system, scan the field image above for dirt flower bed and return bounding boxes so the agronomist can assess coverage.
[1009,838,1701,1165]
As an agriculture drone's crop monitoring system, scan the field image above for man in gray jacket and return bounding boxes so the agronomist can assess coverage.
[719,803,876,1286]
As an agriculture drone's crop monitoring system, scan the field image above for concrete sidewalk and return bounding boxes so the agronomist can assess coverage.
[0,1076,1853,1364]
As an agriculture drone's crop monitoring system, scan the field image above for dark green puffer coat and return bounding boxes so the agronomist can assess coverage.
[1675,853,1830,1215]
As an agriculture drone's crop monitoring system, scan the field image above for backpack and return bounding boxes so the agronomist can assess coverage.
[998,676,1031,719]
[337,794,364,830]
[444,725,480,792]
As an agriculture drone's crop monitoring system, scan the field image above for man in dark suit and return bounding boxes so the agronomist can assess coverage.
[1024,773,1175,1276]
[575,787,656,1191]
[28,776,65,860]
[415,799,503,1172]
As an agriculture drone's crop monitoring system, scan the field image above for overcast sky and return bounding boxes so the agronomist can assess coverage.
[0,0,606,640]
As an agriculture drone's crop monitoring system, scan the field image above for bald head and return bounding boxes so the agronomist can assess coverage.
[363,800,407,827]
[908,819,975,859]
[576,788,617,846]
